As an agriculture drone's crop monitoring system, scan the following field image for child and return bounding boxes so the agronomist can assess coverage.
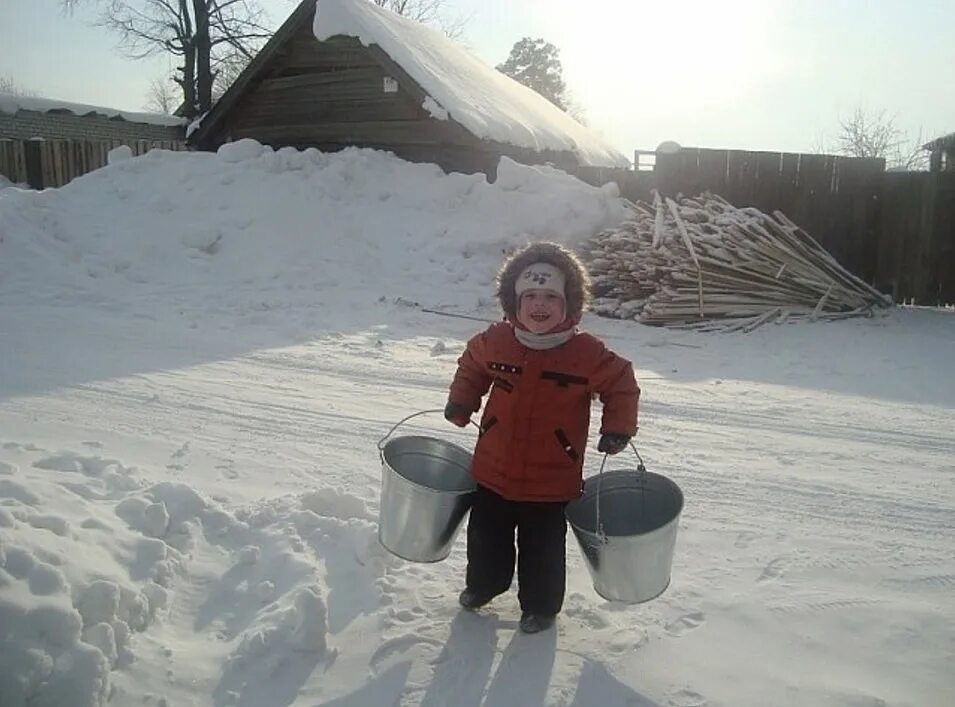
[445,241,639,634]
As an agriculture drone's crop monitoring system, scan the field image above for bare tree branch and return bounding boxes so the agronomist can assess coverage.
[59,0,273,117]
[836,107,929,171]
[370,0,470,39]
[0,76,38,97]
[143,75,178,113]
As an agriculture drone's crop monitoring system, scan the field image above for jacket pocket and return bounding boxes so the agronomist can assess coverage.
[492,376,514,393]
[554,428,579,461]
[480,416,498,437]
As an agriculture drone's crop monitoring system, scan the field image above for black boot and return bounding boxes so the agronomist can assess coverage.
[519,612,556,634]
[458,588,495,610]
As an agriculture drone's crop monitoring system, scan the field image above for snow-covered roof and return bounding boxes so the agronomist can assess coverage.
[313,0,629,168]
[922,131,955,150]
[0,92,187,128]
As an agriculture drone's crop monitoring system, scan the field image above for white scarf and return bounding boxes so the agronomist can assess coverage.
[514,327,576,350]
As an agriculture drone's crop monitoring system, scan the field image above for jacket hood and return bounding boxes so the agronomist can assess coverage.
[497,242,591,322]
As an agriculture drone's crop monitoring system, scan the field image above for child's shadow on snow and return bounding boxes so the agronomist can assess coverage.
[419,610,660,707]
[482,622,557,707]
[419,610,500,707]
[420,609,556,707]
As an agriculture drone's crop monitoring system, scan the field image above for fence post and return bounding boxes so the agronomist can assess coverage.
[25,138,44,190]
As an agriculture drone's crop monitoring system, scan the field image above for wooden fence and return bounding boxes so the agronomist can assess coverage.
[575,148,955,305]
[874,171,955,305]
[0,138,187,190]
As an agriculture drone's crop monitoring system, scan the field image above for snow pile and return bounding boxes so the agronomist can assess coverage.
[0,141,626,314]
[0,444,391,707]
[0,461,167,707]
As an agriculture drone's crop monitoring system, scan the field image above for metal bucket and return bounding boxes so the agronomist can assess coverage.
[566,450,683,603]
[377,411,477,563]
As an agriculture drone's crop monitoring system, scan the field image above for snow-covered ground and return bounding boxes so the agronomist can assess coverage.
[0,143,953,707]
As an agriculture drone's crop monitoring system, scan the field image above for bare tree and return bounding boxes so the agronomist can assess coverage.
[211,50,254,102]
[370,0,470,39]
[0,76,37,96]
[836,107,928,171]
[60,1,273,118]
[144,76,179,114]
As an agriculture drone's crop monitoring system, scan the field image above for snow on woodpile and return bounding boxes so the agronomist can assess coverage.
[582,191,892,332]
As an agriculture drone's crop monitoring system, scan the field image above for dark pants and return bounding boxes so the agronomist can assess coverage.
[465,485,568,616]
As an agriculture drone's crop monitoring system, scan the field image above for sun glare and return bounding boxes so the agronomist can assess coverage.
[542,0,782,108]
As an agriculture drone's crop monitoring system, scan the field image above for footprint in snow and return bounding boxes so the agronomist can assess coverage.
[757,558,786,582]
[664,611,705,637]
[734,530,758,549]
[166,442,190,471]
[669,688,708,707]
[216,463,239,480]
[0,461,18,475]
[564,603,610,630]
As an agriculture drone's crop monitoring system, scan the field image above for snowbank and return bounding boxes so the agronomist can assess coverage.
[0,141,626,315]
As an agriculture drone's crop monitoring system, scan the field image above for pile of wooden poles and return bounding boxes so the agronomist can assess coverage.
[581,191,891,331]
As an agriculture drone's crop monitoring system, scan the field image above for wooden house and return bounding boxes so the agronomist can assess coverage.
[923,132,955,173]
[189,0,627,177]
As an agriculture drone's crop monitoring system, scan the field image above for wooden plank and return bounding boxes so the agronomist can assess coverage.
[0,141,12,182]
[753,151,782,211]
[792,153,838,268]
[256,68,384,93]
[273,40,377,73]
[934,173,955,305]
[232,119,468,146]
[726,150,756,206]
[24,140,43,189]
[838,156,880,282]
[697,148,729,198]
[875,172,919,301]
[248,79,399,105]
[233,97,423,127]
[677,148,702,197]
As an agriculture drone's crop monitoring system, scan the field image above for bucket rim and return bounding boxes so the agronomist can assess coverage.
[565,468,684,536]
[381,433,473,458]
[569,510,681,538]
[381,434,476,495]
[575,468,683,505]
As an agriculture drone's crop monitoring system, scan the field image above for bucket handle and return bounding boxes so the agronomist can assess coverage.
[591,442,647,544]
[376,409,481,454]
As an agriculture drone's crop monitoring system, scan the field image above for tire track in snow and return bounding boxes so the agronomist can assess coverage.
[648,399,955,456]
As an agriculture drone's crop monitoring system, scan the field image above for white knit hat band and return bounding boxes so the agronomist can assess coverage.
[515,262,566,300]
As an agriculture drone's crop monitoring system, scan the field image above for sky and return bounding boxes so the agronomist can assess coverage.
[1,0,953,158]
[1,139,953,707]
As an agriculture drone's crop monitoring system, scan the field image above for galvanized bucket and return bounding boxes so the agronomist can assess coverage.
[376,410,477,563]
[566,447,683,603]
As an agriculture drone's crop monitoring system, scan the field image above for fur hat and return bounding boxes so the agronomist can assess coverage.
[497,242,591,322]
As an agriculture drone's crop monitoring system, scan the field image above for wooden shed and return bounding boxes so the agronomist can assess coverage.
[0,92,186,188]
[189,0,627,177]
[0,93,185,144]
[923,132,955,173]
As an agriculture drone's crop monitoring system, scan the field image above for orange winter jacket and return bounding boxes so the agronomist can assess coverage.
[448,322,639,502]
